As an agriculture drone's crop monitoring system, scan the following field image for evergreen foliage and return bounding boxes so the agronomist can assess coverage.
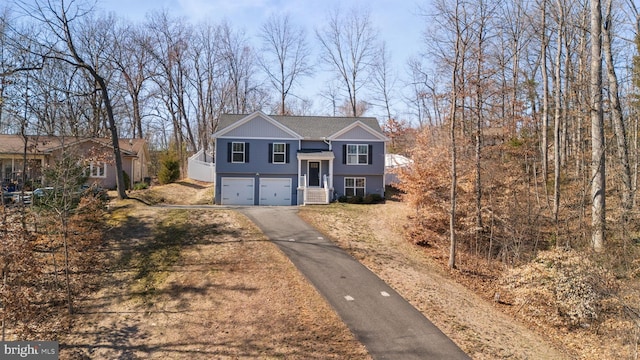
[158,151,181,185]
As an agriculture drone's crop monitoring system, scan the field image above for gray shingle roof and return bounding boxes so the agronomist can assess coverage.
[217,113,383,139]
[0,134,144,156]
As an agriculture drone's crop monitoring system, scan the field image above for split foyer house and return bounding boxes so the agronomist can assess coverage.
[0,134,149,190]
[212,111,388,206]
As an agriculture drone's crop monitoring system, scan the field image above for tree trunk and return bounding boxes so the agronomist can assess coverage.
[603,0,632,216]
[590,0,606,251]
[62,217,73,314]
[449,0,463,270]
[553,0,564,227]
[540,0,550,192]
[59,6,128,199]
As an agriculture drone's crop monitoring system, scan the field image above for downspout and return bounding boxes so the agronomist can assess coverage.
[323,137,332,150]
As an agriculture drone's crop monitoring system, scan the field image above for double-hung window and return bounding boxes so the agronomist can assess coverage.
[345,177,365,197]
[272,143,286,164]
[232,142,245,163]
[88,161,107,178]
[347,144,369,165]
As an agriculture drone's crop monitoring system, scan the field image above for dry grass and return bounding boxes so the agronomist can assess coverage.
[299,200,640,360]
[59,179,636,359]
[60,182,369,359]
[298,201,570,360]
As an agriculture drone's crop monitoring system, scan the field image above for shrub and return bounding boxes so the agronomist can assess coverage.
[122,170,131,190]
[501,248,618,328]
[363,193,384,204]
[337,194,384,204]
[133,182,149,190]
[158,151,180,185]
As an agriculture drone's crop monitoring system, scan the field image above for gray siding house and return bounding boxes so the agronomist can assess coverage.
[212,111,388,206]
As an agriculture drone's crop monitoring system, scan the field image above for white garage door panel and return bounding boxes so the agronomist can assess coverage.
[221,178,254,205]
[259,178,292,206]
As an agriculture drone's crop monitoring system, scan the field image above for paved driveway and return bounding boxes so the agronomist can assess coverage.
[240,206,470,360]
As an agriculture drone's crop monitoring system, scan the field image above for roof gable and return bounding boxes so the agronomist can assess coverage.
[216,112,386,140]
[329,121,389,141]
[214,111,301,139]
[0,135,144,157]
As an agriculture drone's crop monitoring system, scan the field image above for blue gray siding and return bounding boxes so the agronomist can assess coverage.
[213,113,387,204]
[215,138,299,205]
[300,141,330,150]
[333,175,385,198]
[333,126,381,140]
[222,115,298,139]
[332,141,385,176]
[215,138,298,175]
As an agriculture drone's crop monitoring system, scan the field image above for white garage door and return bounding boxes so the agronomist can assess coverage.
[221,178,254,205]
[259,178,292,206]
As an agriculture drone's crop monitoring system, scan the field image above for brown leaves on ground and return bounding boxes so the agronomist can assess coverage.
[299,202,570,360]
[61,184,368,359]
[299,201,640,360]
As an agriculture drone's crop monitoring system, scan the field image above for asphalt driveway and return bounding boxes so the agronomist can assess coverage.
[240,206,470,360]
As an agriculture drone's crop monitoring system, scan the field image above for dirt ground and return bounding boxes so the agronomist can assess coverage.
[60,181,369,359]
[298,202,571,360]
[60,180,585,359]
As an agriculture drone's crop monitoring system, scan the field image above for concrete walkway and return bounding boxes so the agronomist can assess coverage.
[240,206,470,360]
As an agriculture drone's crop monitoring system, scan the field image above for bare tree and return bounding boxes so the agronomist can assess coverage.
[21,0,127,199]
[112,20,152,139]
[371,41,396,121]
[603,0,632,217]
[145,10,197,176]
[540,0,551,189]
[553,0,565,226]
[189,21,224,155]
[316,6,378,117]
[405,58,444,128]
[590,0,605,250]
[219,21,260,114]
[448,0,463,270]
[258,14,311,115]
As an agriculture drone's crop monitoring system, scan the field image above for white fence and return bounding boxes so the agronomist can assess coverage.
[187,150,215,183]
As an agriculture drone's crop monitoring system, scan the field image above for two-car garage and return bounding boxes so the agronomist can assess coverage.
[220,177,292,206]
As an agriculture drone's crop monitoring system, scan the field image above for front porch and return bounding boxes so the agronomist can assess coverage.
[2,157,45,192]
[297,151,334,205]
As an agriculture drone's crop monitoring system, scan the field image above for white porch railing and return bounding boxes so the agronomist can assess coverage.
[299,174,331,205]
[187,150,215,182]
[322,174,330,203]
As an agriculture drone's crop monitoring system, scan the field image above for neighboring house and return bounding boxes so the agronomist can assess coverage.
[212,111,388,206]
[0,134,149,190]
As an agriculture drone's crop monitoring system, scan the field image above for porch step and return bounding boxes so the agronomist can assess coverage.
[305,188,328,204]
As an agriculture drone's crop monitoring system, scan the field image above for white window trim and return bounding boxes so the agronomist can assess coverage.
[232,142,245,163]
[272,142,286,164]
[347,144,369,165]
[344,177,366,197]
[88,161,107,178]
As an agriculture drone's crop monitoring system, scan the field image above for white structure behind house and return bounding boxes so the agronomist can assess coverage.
[385,154,412,185]
[187,149,215,182]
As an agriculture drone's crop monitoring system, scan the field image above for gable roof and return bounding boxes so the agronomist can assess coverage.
[213,111,302,139]
[0,134,145,157]
[216,112,386,140]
